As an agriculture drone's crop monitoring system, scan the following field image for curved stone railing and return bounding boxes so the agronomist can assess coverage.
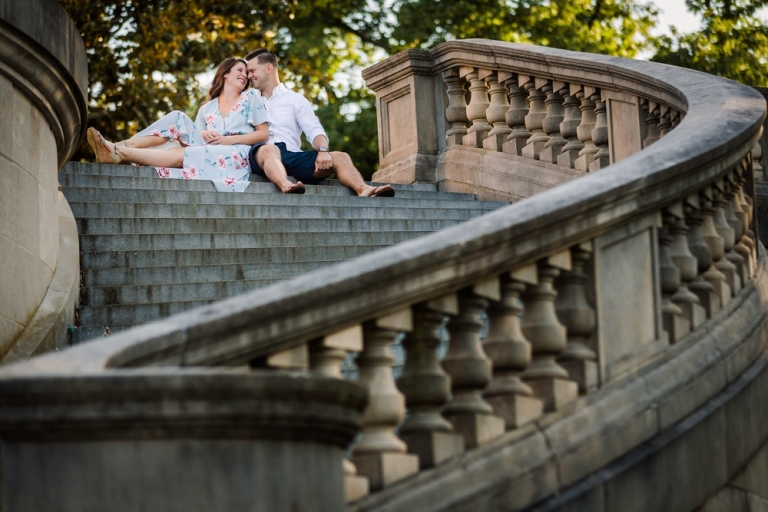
[0,40,766,511]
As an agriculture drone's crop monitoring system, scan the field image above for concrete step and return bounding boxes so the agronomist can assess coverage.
[61,187,504,210]
[80,245,392,269]
[82,260,339,287]
[84,279,288,306]
[61,162,442,192]
[59,173,476,201]
[74,217,465,236]
[78,230,433,251]
[68,201,500,220]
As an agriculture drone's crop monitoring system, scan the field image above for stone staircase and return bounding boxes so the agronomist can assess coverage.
[59,162,507,343]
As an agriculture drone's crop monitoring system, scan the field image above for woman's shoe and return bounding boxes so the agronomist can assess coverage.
[86,128,121,164]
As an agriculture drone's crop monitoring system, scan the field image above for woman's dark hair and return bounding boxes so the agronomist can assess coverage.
[207,58,248,101]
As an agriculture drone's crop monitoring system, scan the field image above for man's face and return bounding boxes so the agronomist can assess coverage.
[247,59,270,90]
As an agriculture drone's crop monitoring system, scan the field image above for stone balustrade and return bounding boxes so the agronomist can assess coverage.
[0,39,766,512]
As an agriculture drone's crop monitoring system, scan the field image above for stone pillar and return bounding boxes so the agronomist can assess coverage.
[309,326,369,502]
[712,182,742,296]
[521,253,579,411]
[574,89,599,172]
[502,73,532,156]
[482,71,512,151]
[521,76,549,161]
[461,67,492,148]
[352,311,419,491]
[443,68,469,147]
[557,85,586,168]
[539,81,567,164]
[699,189,732,307]
[396,296,464,469]
[753,141,764,180]
[589,97,610,171]
[442,281,505,449]
[666,205,706,330]
[684,198,721,318]
[483,265,544,429]
[555,244,598,394]
[643,101,661,148]
[658,214,690,343]
[724,176,749,284]
[658,107,672,138]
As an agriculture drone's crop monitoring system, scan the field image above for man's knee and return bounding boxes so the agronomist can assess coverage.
[330,151,353,168]
[256,144,281,167]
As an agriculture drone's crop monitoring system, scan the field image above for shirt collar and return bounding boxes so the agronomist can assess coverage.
[266,83,287,100]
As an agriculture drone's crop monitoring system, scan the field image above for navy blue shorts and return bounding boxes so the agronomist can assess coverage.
[249,142,324,185]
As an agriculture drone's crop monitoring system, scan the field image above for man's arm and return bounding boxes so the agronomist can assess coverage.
[313,134,333,171]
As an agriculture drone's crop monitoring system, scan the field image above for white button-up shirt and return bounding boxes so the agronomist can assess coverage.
[260,83,327,153]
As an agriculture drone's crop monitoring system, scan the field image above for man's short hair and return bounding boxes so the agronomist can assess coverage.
[246,49,278,66]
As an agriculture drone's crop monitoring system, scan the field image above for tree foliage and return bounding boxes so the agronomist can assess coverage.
[652,0,768,86]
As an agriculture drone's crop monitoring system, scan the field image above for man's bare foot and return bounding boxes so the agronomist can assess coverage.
[360,184,395,197]
[283,181,306,194]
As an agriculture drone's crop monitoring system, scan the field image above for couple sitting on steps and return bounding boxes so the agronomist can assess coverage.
[87,49,395,197]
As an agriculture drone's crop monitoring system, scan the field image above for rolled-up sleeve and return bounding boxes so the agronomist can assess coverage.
[295,95,327,144]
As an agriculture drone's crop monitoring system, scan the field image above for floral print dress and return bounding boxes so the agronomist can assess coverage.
[134,89,267,192]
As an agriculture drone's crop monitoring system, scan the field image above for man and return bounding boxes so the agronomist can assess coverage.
[245,49,394,197]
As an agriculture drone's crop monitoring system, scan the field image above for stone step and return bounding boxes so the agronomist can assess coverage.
[61,162,441,192]
[68,201,499,220]
[61,187,503,210]
[82,260,339,287]
[80,244,391,269]
[77,300,218,326]
[74,217,464,236]
[78,230,433,252]
[84,278,289,306]
[59,173,476,201]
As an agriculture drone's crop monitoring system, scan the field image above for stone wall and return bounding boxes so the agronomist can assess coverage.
[0,0,87,359]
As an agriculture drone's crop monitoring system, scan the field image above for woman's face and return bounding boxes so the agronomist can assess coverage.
[223,63,248,92]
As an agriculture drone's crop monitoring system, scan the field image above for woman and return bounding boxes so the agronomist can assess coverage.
[88,58,300,192]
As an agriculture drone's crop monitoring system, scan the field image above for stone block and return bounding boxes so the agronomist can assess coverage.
[699,487,768,512]
[574,153,593,172]
[345,474,370,502]
[502,137,527,156]
[589,154,610,172]
[732,439,768,500]
[539,145,562,164]
[528,378,578,411]
[400,430,464,469]
[463,129,490,148]
[712,279,731,308]
[694,289,721,318]
[485,393,544,430]
[351,452,419,491]
[680,301,706,330]
[522,140,546,160]
[557,149,580,168]
[446,133,465,147]
[482,133,507,152]
[663,313,690,344]
[444,412,505,449]
[560,359,598,394]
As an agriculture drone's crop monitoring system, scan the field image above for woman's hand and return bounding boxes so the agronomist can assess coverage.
[201,130,222,144]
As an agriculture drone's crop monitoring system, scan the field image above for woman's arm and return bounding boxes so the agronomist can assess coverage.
[211,123,268,145]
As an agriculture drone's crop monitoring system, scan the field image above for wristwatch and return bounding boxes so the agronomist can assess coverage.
[318,145,329,152]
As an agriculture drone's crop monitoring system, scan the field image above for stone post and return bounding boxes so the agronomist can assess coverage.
[589,97,610,171]
[442,281,505,448]
[724,176,749,284]
[658,216,690,343]
[699,189,732,307]
[443,68,469,147]
[521,76,550,161]
[539,81,567,163]
[658,106,672,138]
[521,252,579,411]
[351,310,419,491]
[502,72,532,156]
[684,198,721,318]
[557,84,586,168]
[574,89,599,172]
[643,101,661,148]
[461,67,492,148]
[482,71,512,151]
[396,296,464,469]
[712,182,741,295]
[483,265,544,429]
[666,205,706,330]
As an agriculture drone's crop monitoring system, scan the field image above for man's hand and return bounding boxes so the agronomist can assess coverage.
[201,130,222,144]
[315,150,333,172]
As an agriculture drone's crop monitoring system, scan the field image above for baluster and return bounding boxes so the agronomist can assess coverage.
[670,110,681,129]
[575,89,599,172]
[309,326,368,502]
[728,171,753,279]
[589,95,610,171]
[557,84,585,168]
[502,73,532,156]
[397,297,464,469]
[351,311,419,491]
[482,71,512,152]
[539,81,567,164]
[724,176,748,284]
[658,106,672,138]
[666,206,706,329]
[753,141,764,180]
[442,281,505,448]
[699,188,732,307]
[712,181,741,296]
[734,167,757,275]
[483,265,544,429]
[522,77,549,160]
[521,252,579,411]
[555,244,598,393]
[659,213,690,342]
[443,68,469,147]
[461,67,492,148]
[684,197,722,318]
[643,101,661,148]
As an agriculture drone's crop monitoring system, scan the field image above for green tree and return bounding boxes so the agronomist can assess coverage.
[652,0,768,86]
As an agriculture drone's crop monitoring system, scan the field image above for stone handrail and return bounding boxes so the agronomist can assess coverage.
[0,40,766,510]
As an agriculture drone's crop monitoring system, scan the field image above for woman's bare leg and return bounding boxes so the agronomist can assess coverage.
[102,138,185,167]
[121,135,170,149]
